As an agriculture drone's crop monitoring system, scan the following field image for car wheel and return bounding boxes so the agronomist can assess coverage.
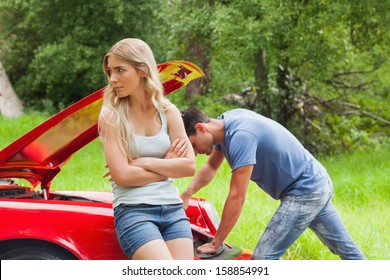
[0,246,73,260]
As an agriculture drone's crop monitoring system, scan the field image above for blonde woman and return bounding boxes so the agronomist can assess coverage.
[99,38,196,260]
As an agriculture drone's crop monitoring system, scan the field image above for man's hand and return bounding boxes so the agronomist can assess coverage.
[165,138,188,159]
[196,241,221,255]
[180,191,191,210]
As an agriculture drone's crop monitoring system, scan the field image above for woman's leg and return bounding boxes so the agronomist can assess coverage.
[131,239,173,260]
[114,204,173,260]
[166,238,194,260]
[161,204,194,260]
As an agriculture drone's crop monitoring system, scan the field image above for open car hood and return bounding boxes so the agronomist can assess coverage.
[0,60,204,189]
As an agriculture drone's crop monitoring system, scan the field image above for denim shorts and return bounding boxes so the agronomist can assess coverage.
[113,203,193,259]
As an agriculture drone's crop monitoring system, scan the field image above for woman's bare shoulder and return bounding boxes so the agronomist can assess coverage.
[99,106,118,128]
[165,103,180,116]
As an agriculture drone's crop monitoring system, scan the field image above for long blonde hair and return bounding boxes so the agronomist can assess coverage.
[99,38,170,161]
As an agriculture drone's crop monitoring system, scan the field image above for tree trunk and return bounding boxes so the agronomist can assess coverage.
[185,43,211,99]
[254,49,270,116]
[0,62,23,118]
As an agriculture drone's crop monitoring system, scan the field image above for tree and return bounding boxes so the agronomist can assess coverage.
[1,0,388,154]
[0,61,23,118]
[158,0,215,101]
[200,0,390,153]
[0,0,162,112]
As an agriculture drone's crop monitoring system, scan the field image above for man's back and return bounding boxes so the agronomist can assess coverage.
[215,109,328,199]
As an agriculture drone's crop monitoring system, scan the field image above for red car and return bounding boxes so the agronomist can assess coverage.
[0,61,252,260]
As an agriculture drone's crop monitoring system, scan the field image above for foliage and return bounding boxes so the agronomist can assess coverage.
[158,0,390,154]
[209,0,390,154]
[1,0,389,155]
[0,0,161,113]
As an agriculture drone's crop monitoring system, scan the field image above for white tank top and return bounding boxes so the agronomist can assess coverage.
[111,111,182,208]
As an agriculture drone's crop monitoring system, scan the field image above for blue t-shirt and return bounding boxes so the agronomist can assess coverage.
[215,109,328,199]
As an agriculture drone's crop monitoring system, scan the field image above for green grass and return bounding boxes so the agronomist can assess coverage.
[1,113,389,259]
[0,111,49,147]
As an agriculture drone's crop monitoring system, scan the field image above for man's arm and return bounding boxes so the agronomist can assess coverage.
[180,149,225,209]
[196,164,253,254]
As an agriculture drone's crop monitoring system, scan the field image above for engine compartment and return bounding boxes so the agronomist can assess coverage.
[0,178,40,199]
[0,179,96,202]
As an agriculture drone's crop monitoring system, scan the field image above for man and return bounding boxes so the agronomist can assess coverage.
[180,107,365,260]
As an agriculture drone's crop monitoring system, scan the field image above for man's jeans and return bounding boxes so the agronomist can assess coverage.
[252,178,366,259]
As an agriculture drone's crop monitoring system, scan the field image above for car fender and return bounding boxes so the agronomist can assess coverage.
[0,200,126,260]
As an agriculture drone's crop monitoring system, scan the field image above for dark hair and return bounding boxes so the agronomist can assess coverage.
[181,107,210,136]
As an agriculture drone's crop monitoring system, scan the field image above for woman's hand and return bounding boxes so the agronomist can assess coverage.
[165,138,188,159]
[103,163,112,181]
